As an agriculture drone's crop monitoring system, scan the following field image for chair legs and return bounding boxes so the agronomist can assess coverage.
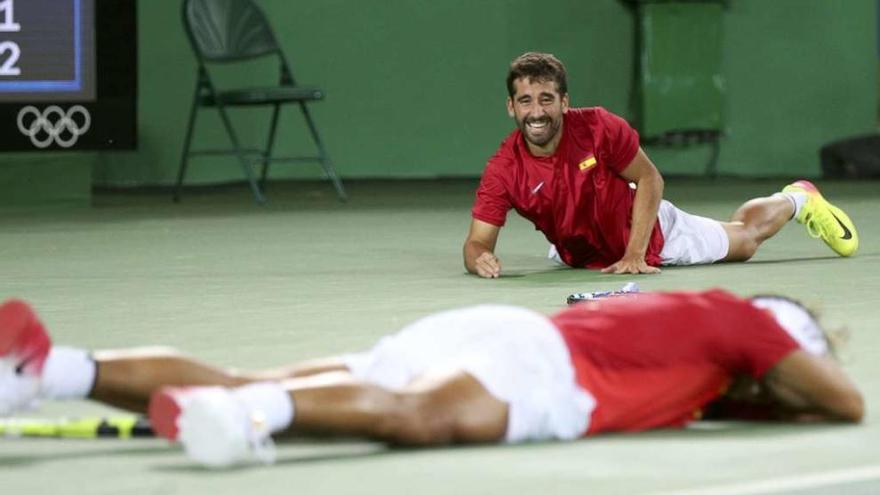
[216,104,267,204]
[176,99,344,205]
[259,103,282,191]
[706,138,721,179]
[300,103,348,202]
[174,92,201,203]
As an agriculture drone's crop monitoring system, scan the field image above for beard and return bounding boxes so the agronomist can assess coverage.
[517,115,562,148]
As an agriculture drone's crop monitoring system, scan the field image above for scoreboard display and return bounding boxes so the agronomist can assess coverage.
[0,0,96,102]
[0,0,135,150]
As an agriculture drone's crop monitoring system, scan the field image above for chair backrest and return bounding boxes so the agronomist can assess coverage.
[183,0,280,62]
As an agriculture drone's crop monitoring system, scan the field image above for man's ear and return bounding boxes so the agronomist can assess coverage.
[506,97,515,118]
[562,93,570,113]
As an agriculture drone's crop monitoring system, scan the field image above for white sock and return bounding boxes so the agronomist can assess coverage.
[775,191,808,220]
[40,347,97,400]
[231,382,294,434]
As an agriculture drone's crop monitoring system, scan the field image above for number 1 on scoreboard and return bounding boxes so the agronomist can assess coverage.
[0,0,20,76]
[0,0,20,33]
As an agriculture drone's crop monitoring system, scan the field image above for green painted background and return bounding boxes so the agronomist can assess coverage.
[1,0,876,205]
[638,3,726,136]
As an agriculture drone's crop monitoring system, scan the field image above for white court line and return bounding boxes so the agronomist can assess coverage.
[644,465,880,495]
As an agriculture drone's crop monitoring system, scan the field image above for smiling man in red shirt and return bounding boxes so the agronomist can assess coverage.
[463,52,859,277]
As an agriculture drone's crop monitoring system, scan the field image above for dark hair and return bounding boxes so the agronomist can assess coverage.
[506,52,568,98]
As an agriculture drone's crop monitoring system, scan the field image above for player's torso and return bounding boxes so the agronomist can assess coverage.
[504,124,637,267]
[551,291,757,433]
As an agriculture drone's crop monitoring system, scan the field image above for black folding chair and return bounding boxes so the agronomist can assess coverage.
[176,0,347,204]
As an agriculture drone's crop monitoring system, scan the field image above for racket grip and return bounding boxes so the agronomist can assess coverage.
[0,416,154,438]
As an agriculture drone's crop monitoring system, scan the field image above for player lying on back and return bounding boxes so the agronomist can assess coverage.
[0,290,863,467]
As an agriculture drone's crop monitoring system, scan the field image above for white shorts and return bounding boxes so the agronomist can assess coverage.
[546,200,728,267]
[342,305,596,443]
[657,199,729,265]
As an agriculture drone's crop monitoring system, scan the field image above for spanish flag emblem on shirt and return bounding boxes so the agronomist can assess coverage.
[578,155,597,171]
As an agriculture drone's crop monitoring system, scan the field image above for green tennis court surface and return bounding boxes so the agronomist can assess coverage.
[1,179,877,494]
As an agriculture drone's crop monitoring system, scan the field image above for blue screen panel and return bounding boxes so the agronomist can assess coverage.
[0,0,96,101]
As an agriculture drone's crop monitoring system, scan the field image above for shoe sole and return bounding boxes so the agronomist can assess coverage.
[148,387,186,441]
[0,299,51,374]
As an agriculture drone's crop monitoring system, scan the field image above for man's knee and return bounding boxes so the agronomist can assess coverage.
[730,197,772,222]
[381,392,455,445]
[721,222,758,262]
[725,236,758,261]
[382,382,507,445]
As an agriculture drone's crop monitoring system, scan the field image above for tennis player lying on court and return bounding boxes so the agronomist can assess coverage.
[464,52,860,277]
[0,290,863,468]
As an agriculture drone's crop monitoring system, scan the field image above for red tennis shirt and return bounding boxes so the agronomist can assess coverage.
[471,107,664,268]
[550,289,800,435]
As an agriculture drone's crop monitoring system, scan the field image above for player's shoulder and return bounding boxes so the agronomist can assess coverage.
[486,130,522,168]
[564,107,633,146]
[567,106,626,126]
[568,106,605,118]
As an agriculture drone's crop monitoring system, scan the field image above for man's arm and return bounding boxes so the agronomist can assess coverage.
[463,219,502,278]
[761,350,864,422]
[601,148,665,274]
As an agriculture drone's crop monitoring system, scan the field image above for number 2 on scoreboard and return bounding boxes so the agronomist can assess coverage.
[0,0,21,76]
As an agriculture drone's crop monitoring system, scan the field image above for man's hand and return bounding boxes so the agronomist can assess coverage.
[601,254,661,274]
[464,219,503,278]
[615,148,664,275]
[473,252,502,278]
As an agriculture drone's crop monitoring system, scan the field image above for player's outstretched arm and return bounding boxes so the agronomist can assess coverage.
[464,219,502,278]
[762,350,864,423]
[601,148,663,275]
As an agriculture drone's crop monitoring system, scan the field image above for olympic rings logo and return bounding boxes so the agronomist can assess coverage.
[16,105,91,149]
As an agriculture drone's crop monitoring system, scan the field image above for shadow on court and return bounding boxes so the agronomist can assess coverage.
[0,444,171,467]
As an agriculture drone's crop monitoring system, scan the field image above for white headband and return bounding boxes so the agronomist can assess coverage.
[750,296,829,357]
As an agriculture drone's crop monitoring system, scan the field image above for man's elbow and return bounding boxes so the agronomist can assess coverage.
[634,166,663,197]
[650,167,665,193]
[462,243,480,274]
[837,391,865,423]
[463,259,476,275]
[821,386,865,423]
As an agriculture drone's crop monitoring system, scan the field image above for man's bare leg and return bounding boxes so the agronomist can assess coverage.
[157,368,508,449]
[282,369,508,444]
[721,194,795,261]
[150,369,509,466]
[89,347,350,413]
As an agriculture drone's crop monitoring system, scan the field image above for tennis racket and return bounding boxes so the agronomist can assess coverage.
[566,282,641,305]
[0,416,154,438]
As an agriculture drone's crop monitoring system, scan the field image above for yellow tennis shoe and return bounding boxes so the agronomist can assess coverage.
[782,180,858,257]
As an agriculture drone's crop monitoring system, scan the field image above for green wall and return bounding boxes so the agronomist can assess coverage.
[1,0,876,204]
[720,1,877,175]
[96,0,634,186]
[643,1,879,175]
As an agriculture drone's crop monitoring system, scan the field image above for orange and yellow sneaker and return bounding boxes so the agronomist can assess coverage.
[782,180,858,257]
